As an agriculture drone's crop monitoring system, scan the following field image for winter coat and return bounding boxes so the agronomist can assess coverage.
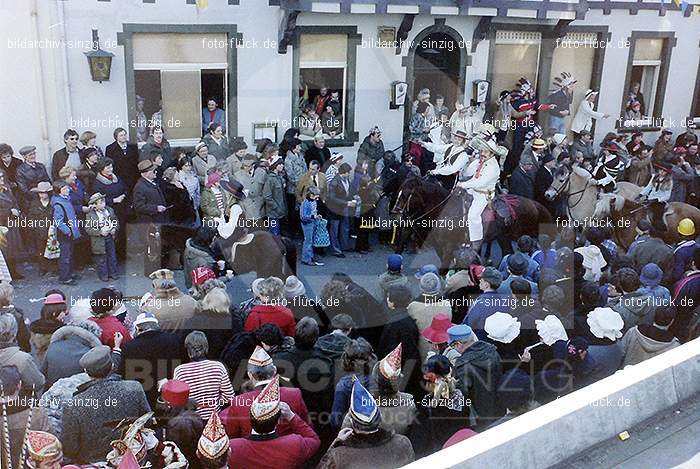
[607,291,655,332]
[0,190,24,259]
[407,296,452,361]
[670,163,694,203]
[0,403,49,469]
[119,329,186,409]
[0,306,31,353]
[162,182,197,226]
[0,344,45,396]
[626,153,653,186]
[295,170,328,204]
[90,315,132,349]
[105,141,140,193]
[144,286,198,333]
[226,415,320,469]
[16,161,50,199]
[26,197,53,249]
[85,206,118,255]
[77,162,97,194]
[200,185,233,226]
[179,309,238,362]
[631,237,674,283]
[183,238,217,289]
[29,318,63,365]
[0,156,23,188]
[509,166,535,199]
[284,151,307,194]
[315,331,352,362]
[672,240,700,283]
[453,340,504,428]
[263,172,287,219]
[40,372,91,439]
[92,173,128,221]
[326,174,354,219]
[571,99,605,134]
[233,168,263,219]
[620,325,680,367]
[244,304,296,336]
[132,176,168,224]
[202,133,230,163]
[357,136,386,170]
[378,308,422,395]
[587,340,623,381]
[304,145,331,167]
[376,272,409,303]
[139,136,174,166]
[571,138,594,161]
[192,154,218,187]
[62,376,151,464]
[317,428,415,469]
[652,138,673,162]
[42,325,102,389]
[67,179,87,215]
[51,147,79,180]
[51,194,81,238]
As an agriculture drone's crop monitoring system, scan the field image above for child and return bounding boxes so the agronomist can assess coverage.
[300,186,324,266]
[85,192,119,281]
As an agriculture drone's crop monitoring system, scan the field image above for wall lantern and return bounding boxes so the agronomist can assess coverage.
[84,29,114,83]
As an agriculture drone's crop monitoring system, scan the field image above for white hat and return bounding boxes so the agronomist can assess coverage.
[484,312,521,344]
[251,278,264,296]
[552,133,567,146]
[535,315,568,345]
[587,307,624,341]
[139,292,154,311]
[134,312,158,327]
[68,298,93,324]
[574,245,607,282]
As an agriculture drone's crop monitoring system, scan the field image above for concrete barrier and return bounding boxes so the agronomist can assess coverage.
[404,338,700,469]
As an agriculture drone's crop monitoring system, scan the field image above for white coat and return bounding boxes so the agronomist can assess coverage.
[571,99,605,134]
[458,157,500,241]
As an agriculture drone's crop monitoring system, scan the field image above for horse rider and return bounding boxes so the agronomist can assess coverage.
[456,135,508,252]
[638,160,673,232]
[592,143,628,192]
[421,130,470,191]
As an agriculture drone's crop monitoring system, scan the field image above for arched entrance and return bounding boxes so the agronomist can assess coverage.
[403,23,469,131]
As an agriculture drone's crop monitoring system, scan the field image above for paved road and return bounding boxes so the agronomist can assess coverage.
[553,393,700,469]
[12,236,443,322]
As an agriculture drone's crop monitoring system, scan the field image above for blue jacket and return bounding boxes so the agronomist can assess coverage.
[330,373,373,429]
[497,275,539,296]
[52,195,81,238]
[672,240,700,283]
[202,107,226,134]
[498,253,540,282]
[300,199,317,224]
[68,180,86,215]
[464,291,512,336]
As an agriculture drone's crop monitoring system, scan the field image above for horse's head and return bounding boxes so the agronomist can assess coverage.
[544,164,570,201]
[392,176,423,214]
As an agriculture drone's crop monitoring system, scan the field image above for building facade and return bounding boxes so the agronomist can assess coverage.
[2,0,700,169]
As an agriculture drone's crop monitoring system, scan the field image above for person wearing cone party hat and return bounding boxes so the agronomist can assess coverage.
[197,412,230,468]
[317,379,415,469]
[220,346,310,438]
[226,375,320,469]
[456,135,507,253]
[340,343,416,436]
[23,430,64,469]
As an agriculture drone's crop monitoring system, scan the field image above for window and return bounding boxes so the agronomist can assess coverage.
[132,33,229,144]
[620,34,674,130]
[491,31,542,102]
[299,34,347,139]
[691,60,700,121]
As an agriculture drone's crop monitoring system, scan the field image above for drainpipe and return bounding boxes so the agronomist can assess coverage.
[30,0,51,162]
[57,0,73,132]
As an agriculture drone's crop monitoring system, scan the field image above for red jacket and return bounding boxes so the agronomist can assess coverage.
[89,316,132,349]
[244,304,296,336]
[227,415,320,469]
[220,384,311,438]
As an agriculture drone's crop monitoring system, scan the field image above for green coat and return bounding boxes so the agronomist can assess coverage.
[200,186,233,227]
[85,206,118,255]
[263,172,287,219]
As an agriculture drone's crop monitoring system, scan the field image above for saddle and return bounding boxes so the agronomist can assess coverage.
[455,189,518,227]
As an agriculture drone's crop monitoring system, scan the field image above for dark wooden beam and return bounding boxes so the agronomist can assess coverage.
[278,8,300,54]
[395,14,416,55]
[471,16,492,53]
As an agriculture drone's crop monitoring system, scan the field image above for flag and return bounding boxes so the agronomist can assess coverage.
[196,0,209,9]
[680,0,689,13]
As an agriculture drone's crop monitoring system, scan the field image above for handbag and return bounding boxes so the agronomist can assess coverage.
[44,225,60,259]
[313,217,330,247]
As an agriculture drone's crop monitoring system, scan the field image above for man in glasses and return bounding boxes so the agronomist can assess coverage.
[51,129,81,180]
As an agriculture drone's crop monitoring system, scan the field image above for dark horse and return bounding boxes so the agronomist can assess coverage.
[212,212,297,279]
[392,176,553,268]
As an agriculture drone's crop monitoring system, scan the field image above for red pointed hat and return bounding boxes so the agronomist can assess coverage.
[250,375,281,420]
[378,343,402,379]
[197,412,229,460]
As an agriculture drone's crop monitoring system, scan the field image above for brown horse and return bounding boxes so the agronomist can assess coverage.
[392,176,553,268]
[607,194,700,249]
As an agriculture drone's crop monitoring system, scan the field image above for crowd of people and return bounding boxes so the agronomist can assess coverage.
[0,71,699,469]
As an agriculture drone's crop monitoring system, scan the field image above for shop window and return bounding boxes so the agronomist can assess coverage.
[491,31,542,102]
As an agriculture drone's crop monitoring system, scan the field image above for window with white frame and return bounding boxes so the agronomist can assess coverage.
[132,33,229,145]
[623,38,667,127]
[491,31,542,101]
[298,34,347,139]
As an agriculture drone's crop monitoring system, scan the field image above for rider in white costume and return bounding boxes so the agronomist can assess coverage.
[456,135,508,251]
[421,129,470,190]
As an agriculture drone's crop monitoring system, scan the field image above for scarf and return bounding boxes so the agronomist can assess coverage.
[475,156,488,178]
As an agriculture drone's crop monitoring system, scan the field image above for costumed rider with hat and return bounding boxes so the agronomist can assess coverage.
[420,129,470,191]
[592,141,629,193]
[455,135,508,252]
[638,159,674,232]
